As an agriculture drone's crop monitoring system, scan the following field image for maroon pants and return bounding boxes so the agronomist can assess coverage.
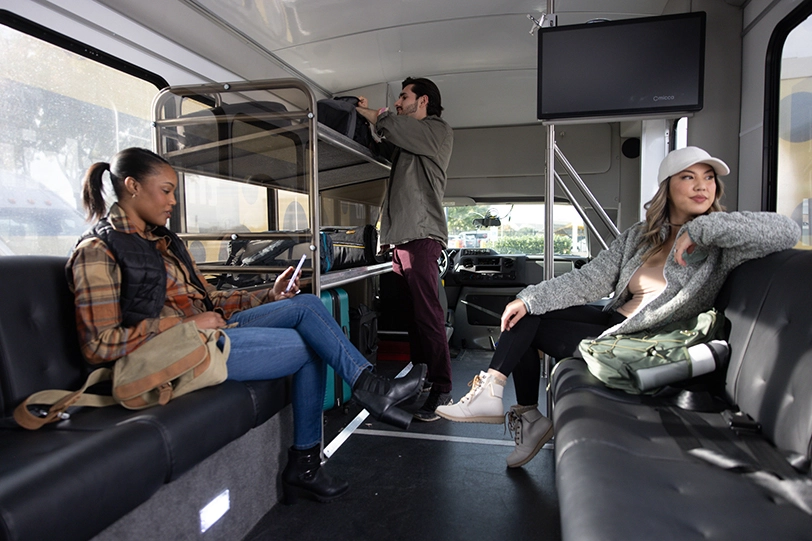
[392,239,452,393]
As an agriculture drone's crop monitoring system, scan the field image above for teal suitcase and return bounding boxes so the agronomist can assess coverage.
[320,288,353,410]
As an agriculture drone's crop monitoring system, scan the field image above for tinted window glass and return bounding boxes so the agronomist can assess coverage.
[0,22,158,256]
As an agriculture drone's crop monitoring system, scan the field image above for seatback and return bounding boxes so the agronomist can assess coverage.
[715,249,812,457]
[0,256,88,421]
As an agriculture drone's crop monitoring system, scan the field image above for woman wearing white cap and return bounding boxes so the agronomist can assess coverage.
[436,146,800,468]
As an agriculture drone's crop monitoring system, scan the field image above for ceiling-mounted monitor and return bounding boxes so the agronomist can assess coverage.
[537,12,705,121]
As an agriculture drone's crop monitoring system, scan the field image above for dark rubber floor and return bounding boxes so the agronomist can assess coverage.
[243,349,561,541]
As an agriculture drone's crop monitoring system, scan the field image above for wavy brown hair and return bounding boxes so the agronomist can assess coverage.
[638,174,726,261]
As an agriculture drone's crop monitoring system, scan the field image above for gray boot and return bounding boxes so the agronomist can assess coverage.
[506,405,554,468]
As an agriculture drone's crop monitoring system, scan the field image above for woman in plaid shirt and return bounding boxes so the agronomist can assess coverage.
[68,147,427,504]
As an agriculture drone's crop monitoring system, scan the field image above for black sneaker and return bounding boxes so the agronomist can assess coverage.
[413,391,452,422]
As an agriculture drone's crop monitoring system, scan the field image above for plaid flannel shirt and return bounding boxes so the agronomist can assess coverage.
[67,204,272,365]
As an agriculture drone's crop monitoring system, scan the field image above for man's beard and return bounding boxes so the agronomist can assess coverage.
[398,102,418,116]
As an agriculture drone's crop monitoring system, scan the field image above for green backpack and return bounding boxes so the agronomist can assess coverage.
[578,308,724,395]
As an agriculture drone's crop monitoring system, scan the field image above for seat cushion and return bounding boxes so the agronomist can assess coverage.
[715,249,812,456]
[0,422,168,541]
[557,440,812,541]
[0,256,88,421]
[36,379,289,481]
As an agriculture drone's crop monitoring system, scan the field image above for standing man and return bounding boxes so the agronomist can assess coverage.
[356,77,454,421]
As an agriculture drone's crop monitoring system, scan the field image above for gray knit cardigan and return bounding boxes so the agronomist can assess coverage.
[516,211,800,335]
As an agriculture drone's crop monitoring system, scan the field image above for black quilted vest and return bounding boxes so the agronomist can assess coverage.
[82,218,213,327]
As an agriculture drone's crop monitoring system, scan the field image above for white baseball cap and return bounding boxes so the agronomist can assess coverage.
[658,146,730,183]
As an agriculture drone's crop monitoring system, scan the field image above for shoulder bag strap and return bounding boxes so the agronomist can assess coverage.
[13,368,116,430]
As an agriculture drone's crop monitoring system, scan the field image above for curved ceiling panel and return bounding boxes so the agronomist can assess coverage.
[193,0,553,48]
[274,15,537,91]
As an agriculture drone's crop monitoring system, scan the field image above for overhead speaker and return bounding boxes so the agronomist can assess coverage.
[622,137,641,159]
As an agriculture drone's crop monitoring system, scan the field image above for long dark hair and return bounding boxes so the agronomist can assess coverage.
[402,77,443,117]
[81,148,170,222]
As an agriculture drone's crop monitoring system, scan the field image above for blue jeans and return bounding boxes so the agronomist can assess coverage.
[223,293,372,449]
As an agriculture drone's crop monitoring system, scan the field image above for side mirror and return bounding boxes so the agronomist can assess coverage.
[472,217,501,228]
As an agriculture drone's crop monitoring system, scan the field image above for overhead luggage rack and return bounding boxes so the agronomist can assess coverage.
[152,79,392,295]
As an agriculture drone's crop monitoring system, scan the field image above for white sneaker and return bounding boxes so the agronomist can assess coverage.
[435,371,504,424]
[506,405,554,468]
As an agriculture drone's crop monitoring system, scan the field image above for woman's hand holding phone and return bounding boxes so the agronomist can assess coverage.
[272,254,306,301]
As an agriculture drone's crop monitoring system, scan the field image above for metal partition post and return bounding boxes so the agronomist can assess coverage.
[305,89,321,297]
[544,125,555,418]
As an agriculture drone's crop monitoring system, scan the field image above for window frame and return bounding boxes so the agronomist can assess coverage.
[763,0,812,211]
[0,10,168,91]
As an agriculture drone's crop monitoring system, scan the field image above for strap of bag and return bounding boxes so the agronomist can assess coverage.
[13,368,116,430]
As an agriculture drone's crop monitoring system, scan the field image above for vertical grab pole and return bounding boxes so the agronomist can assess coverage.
[544,124,555,419]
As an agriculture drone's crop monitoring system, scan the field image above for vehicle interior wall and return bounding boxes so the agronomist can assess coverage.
[684,0,743,211]
[444,123,620,222]
[739,0,806,211]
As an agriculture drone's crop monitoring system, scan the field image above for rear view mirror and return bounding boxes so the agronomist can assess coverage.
[472,217,501,228]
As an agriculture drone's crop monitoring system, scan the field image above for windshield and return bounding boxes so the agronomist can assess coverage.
[445,203,588,257]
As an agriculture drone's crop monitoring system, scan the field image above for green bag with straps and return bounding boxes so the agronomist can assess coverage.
[578,308,725,395]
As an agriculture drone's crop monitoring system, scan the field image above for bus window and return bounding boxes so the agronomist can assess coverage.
[277,189,310,230]
[0,16,164,256]
[445,203,589,257]
[776,10,812,248]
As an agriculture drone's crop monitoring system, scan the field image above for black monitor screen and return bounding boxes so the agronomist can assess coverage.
[537,12,705,121]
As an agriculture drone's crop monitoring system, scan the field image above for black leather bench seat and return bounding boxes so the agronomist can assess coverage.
[551,250,812,541]
[0,256,291,541]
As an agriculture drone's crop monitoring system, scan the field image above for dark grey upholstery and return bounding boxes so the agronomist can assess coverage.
[0,256,291,541]
[551,249,812,541]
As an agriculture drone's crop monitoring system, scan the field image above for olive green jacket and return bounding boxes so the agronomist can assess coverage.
[375,112,453,247]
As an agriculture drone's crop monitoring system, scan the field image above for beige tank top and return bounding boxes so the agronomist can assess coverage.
[616,264,667,318]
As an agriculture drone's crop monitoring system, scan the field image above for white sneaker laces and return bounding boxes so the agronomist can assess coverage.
[458,374,486,404]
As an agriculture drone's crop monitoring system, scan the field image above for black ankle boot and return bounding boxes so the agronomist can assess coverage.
[352,363,427,429]
[281,445,349,504]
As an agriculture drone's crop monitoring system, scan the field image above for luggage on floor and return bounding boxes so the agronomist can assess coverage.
[350,303,378,366]
[320,288,353,411]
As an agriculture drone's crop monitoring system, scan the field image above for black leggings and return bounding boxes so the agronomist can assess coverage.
[489,305,626,406]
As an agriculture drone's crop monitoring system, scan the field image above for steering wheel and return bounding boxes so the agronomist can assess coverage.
[438,250,450,278]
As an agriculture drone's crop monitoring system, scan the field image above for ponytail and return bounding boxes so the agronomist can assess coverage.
[82,162,111,222]
[80,147,171,223]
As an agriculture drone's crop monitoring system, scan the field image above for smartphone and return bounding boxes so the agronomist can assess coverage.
[285,254,308,292]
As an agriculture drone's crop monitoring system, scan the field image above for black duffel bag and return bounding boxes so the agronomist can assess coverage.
[321,225,378,271]
[317,97,372,149]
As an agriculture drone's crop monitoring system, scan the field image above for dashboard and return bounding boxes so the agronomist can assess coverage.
[451,248,523,285]
[443,248,588,286]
